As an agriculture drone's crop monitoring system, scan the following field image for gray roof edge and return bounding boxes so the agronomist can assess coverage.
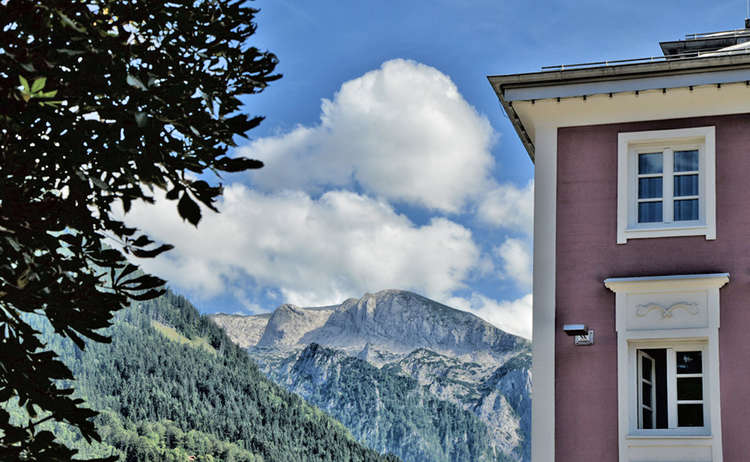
[488,54,750,163]
[486,76,535,162]
[488,54,750,90]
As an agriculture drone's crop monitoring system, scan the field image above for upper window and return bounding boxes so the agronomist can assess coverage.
[617,127,716,244]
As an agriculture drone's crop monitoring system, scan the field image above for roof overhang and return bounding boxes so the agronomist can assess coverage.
[488,54,750,162]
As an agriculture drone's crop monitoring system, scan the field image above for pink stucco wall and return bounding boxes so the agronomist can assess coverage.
[555,113,750,461]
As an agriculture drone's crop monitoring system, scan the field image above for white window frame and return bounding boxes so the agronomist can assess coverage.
[617,126,716,244]
[632,342,709,437]
[605,273,728,462]
[636,350,656,430]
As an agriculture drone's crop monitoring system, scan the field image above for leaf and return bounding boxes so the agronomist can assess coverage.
[126,74,147,90]
[131,244,173,258]
[130,235,154,247]
[31,77,46,93]
[90,177,109,191]
[114,263,140,284]
[57,11,86,33]
[127,288,166,301]
[177,193,201,226]
[0,387,13,402]
[57,48,85,56]
[215,156,264,172]
[41,90,57,98]
[18,75,29,92]
[134,111,147,127]
[166,187,181,200]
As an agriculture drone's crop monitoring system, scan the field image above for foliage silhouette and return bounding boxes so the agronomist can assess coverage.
[0,0,279,459]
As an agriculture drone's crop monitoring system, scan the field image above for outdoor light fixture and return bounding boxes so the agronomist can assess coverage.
[563,324,594,346]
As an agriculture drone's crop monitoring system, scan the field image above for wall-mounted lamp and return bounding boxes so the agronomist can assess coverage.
[563,324,594,346]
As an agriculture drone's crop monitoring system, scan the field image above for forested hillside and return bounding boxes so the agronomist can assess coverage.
[17,292,399,462]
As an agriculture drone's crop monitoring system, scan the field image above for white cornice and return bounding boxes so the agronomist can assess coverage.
[604,273,730,293]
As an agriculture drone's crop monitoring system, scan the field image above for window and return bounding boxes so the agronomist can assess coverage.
[636,149,699,223]
[635,346,707,434]
[605,273,727,461]
[617,127,716,244]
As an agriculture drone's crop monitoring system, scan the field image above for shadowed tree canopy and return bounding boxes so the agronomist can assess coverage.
[0,0,279,460]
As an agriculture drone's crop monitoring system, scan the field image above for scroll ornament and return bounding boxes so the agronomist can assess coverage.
[636,302,699,319]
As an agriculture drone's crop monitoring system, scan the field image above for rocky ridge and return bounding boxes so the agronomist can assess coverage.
[210,289,531,462]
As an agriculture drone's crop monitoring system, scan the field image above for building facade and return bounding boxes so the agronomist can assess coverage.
[490,27,750,462]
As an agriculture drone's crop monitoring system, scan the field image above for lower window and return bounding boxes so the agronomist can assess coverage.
[636,345,707,432]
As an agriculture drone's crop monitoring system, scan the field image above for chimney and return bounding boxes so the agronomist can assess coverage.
[745,17,750,29]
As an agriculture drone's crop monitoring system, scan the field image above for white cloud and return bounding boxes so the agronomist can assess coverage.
[121,184,481,307]
[232,288,265,314]
[494,237,532,289]
[448,293,532,339]
[476,180,533,235]
[242,59,495,213]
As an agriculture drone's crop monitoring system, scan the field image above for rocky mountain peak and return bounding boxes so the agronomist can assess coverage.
[215,289,529,366]
[211,289,532,462]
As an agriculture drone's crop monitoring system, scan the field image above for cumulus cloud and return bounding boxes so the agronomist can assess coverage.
[121,184,481,307]
[448,293,532,339]
[494,237,532,289]
[476,180,533,235]
[241,59,495,213]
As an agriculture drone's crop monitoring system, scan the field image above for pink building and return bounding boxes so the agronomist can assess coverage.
[490,24,750,462]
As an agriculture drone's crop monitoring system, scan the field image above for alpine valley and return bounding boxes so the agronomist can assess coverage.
[211,289,532,462]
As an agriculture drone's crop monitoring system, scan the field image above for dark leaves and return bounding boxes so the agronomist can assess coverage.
[166,186,181,200]
[0,0,278,458]
[215,156,264,172]
[177,192,202,226]
[131,244,174,259]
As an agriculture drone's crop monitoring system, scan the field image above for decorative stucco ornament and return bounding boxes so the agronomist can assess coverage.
[636,302,699,319]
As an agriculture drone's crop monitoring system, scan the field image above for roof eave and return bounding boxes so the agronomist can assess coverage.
[488,53,750,163]
[487,75,536,162]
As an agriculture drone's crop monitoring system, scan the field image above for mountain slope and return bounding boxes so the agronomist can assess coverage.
[211,289,532,462]
[26,291,400,462]
[266,343,503,462]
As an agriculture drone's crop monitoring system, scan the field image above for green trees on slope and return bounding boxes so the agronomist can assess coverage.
[271,344,504,462]
[22,293,399,462]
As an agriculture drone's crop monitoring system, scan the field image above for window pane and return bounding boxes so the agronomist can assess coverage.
[639,177,663,199]
[674,174,698,196]
[674,150,699,172]
[677,377,703,401]
[641,356,652,381]
[642,409,653,429]
[638,201,663,223]
[639,153,663,174]
[674,199,698,221]
[642,382,652,407]
[676,351,702,374]
[678,404,704,427]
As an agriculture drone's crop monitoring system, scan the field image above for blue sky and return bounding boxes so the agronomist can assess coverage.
[125,1,745,338]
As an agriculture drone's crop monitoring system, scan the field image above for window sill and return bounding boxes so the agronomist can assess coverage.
[618,223,714,244]
[626,433,712,440]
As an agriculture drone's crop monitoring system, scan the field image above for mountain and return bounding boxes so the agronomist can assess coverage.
[209,312,272,349]
[211,289,531,462]
[17,291,400,462]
